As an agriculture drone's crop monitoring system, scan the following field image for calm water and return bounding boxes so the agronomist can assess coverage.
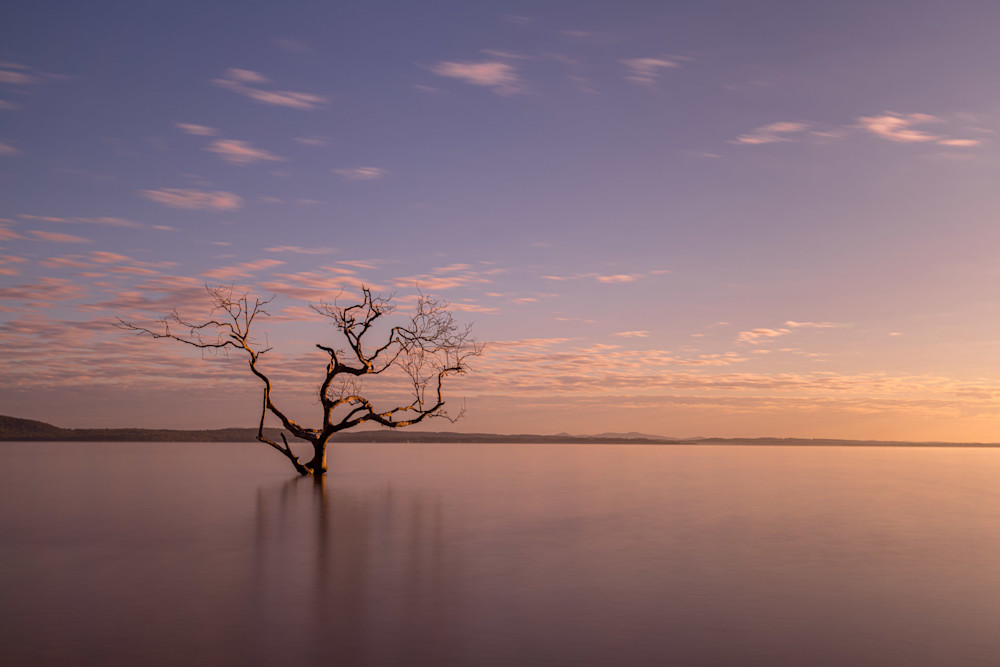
[1,442,999,666]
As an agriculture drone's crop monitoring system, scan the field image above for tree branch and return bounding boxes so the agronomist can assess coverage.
[116,284,481,476]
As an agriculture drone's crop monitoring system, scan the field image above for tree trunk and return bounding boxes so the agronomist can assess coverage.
[307,438,328,475]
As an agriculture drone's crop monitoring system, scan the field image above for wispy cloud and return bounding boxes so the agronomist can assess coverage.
[338,260,379,270]
[448,302,500,313]
[260,269,376,302]
[857,112,941,143]
[0,223,23,241]
[480,49,535,61]
[0,254,27,275]
[89,251,132,264]
[855,112,981,147]
[39,250,176,275]
[0,68,38,85]
[266,245,337,255]
[393,264,494,291]
[0,61,63,86]
[937,138,981,147]
[206,139,285,165]
[28,230,92,243]
[0,277,88,306]
[615,330,650,338]
[17,214,72,223]
[430,61,522,94]
[294,136,328,146]
[735,112,984,149]
[543,269,665,283]
[737,320,844,344]
[273,37,314,55]
[732,121,810,145]
[140,188,242,210]
[0,141,19,156]
[202,259,285,280]
[736,327,790,344]
[333,166,386,180]
[595,274,639,283]
[212,68,327,110]
[18,214,147,230]
[174,123,217,136]
[785,320,840,329]
[620,57,681,85]
[90,216,144,229]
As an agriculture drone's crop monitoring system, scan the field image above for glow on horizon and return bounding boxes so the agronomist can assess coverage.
[3,1,1000,441]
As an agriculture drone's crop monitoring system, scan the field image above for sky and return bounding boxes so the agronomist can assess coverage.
[3,0,1000,441]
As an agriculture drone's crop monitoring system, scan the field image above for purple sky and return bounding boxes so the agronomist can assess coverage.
[3,1,1000,440]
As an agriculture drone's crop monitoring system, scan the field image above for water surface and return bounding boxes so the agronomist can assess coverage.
[1,442,998,666]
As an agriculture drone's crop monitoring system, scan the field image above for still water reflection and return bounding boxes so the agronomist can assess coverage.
[1,442,999,666]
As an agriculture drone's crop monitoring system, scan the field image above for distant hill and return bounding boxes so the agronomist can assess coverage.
[590,431,677,441]
[0,415,275,442]
[3,416,995,447]
[0,415,67,439]
[0,415,680,445]
[692,436,1000,448]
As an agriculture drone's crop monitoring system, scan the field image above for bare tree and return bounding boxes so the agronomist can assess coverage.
[116,286,481,476]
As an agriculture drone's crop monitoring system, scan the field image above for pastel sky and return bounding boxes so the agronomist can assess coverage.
[4,1,1000,441]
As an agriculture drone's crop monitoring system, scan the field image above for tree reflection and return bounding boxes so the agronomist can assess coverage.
[250,475,460,666]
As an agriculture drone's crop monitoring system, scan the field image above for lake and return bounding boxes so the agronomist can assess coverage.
[1,441,998,666]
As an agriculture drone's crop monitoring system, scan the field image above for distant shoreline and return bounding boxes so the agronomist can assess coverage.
[2,415,998,447]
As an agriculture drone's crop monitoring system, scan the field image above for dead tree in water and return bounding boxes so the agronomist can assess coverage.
[116,286,480,476]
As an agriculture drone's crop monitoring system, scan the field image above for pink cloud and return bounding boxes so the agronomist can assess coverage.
[140,188,242,210]
[294,136,328,146]
[206,139,285,165]
[448,302,499,313]
[856,112,941,143]
[332,166,386,180]
[620,57,680,85]
[0,71,37,85]
[595,274,639,283]
[0,225,23,240]
[110,266,162,276]
[29,230,92,243]
[18,214,70,222]
[430,61,521,94]
[212,69,327,110]
[785,320,841,329]
[733,121,810,145]
[0,254,27,276]
[737,328,791,344]
[41,257,93,269]
[225,68,269,84]
[937,138,981,147]
[259,269,379,301]
[88,217,143,228]
[0,277,88,305]
[393,266,492,290]
[202,259,286,280]
[544,270,660,283]
[174,122,217,136]
[266,245,338,255]
[89,251,131,264]
[18,214,145,229]
[0,62,43,85]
